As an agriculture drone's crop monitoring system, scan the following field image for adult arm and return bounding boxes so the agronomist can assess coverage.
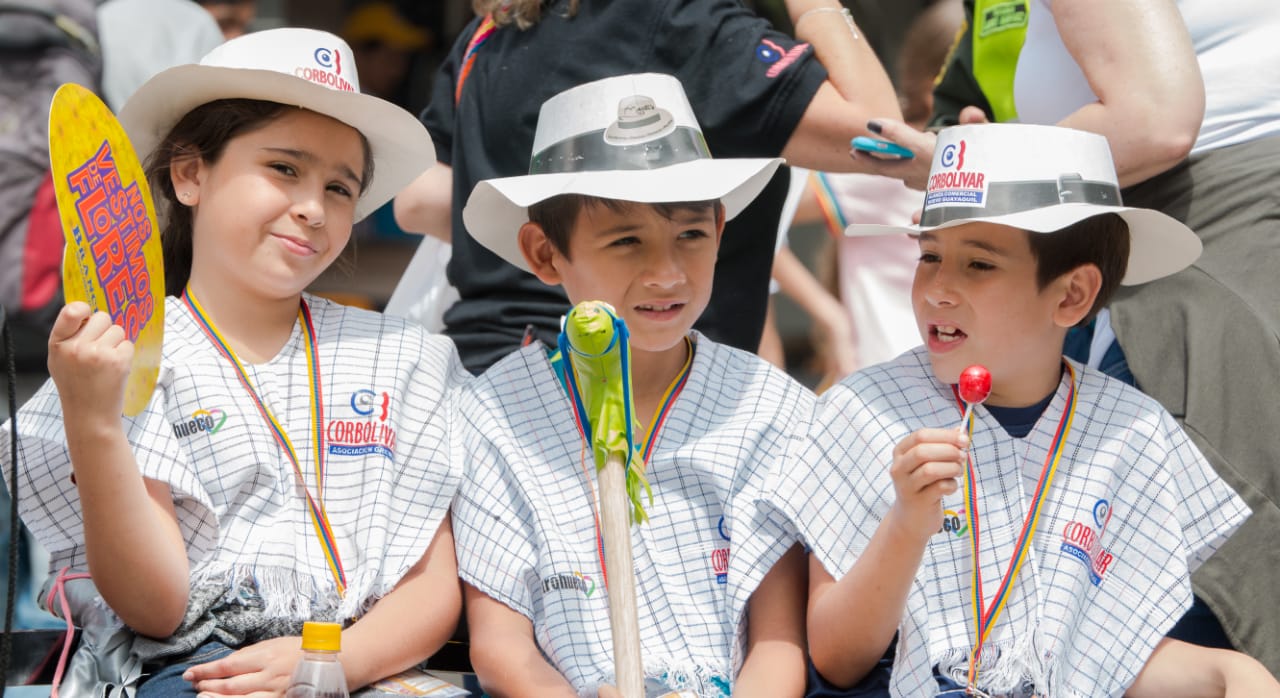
[781,0,903,171]
[465,582,579,698]
[1048,0,1203,186]
[735,544,808,697]
[857,0,1202,190]
[393,164,454,243]
[49,304,189,639]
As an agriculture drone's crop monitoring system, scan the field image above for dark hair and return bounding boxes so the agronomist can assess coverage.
[144,98,374,295]
[1025,212,1130,325]
[472,0,579,29]
[526,194,719,259]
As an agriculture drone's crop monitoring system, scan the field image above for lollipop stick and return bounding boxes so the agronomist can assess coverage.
[956,403,974,433]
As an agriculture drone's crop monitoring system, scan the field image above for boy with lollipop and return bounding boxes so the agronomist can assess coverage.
[771,124,1275,696]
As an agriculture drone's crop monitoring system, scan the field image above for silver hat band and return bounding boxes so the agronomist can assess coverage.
[920,176,1122,228]
[528,126,711,175]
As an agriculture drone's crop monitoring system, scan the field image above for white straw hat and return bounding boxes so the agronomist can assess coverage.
[463,73,782,272]
[119,27,434,222]
[847,123,1201,285]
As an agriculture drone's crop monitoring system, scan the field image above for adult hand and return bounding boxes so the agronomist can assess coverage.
[958,106,991,125]
[183,636,302,697]
[887,428,967,542]
[47,302,133,422]
[847,107,992,191]
[847,119,936,190]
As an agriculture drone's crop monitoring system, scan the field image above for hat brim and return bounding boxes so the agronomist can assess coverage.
[845,203,1201,285]
[119,64,434,222]
[463,157,783,272]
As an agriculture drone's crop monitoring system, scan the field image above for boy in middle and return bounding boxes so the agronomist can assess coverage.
[450,74,812,697]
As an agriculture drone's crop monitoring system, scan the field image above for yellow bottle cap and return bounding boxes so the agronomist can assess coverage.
[300,621,342,652]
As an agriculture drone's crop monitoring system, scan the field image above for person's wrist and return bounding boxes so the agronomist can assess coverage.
[885,500,934,546]
[793,5,860,39]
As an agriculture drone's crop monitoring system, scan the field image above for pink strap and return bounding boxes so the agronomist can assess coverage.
[44,567,91,698]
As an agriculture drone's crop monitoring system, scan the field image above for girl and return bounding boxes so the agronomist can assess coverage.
[3,28,463,696]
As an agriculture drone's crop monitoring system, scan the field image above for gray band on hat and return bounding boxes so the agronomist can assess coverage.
[921,176,1122,228]
[528,126,711,175]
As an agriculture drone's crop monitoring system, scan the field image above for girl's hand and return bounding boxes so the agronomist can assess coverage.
[887,428,967,542]
[47,302,133,422]
[183,636,302,697]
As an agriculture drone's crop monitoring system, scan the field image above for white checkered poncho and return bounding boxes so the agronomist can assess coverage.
[453,335,814,697]
[769,348,1248,697]
[3,294,467,630]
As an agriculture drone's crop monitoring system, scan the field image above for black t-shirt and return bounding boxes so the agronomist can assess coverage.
[424,0,828,374]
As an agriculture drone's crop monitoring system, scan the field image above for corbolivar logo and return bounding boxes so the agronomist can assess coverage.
[711,516,730,584]
[1061,498,1116,586]
[172,408,226,438]
[327,389,396,460]
[295,46,354,92]
[542,571,595,598]
[926,139,987,208]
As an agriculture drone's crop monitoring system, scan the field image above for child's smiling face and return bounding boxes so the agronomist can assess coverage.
[183,108,365,302]
[912,222,1080,407]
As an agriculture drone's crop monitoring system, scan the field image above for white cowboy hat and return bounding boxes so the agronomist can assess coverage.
[119,27,433,222]
[847,123,1201,285]
[463,73,782,272]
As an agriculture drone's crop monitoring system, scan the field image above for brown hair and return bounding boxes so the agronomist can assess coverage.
[144,99,374,295]
[472,0,578,29]
[1025,212,1130,324]
[527,194,719,259]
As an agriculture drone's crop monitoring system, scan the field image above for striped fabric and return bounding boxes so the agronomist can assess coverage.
[3,294,467,626]
[769,347,1248,697]
[453,335,814,697]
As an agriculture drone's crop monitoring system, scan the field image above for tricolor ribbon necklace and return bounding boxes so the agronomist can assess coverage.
[559,334,693,587]
[638,336,694,464]
[183,290,347,596]
[953,362,1077,694]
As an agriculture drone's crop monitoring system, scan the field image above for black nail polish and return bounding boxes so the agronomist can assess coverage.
[867,120,883,134]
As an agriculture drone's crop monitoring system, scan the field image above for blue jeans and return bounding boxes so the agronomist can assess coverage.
[136,640,235,698]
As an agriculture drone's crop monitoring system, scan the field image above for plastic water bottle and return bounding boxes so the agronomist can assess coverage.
[284,621,349,698]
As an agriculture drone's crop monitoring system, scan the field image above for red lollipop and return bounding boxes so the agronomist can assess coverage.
[958,365,992,405]
[956,364,991,431]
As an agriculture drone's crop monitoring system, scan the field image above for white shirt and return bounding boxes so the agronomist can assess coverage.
[5,294,467,622]
[770,348,1249,697]
[453,336,814,696]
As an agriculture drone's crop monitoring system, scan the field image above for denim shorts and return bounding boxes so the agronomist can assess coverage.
[136,640,236,698]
